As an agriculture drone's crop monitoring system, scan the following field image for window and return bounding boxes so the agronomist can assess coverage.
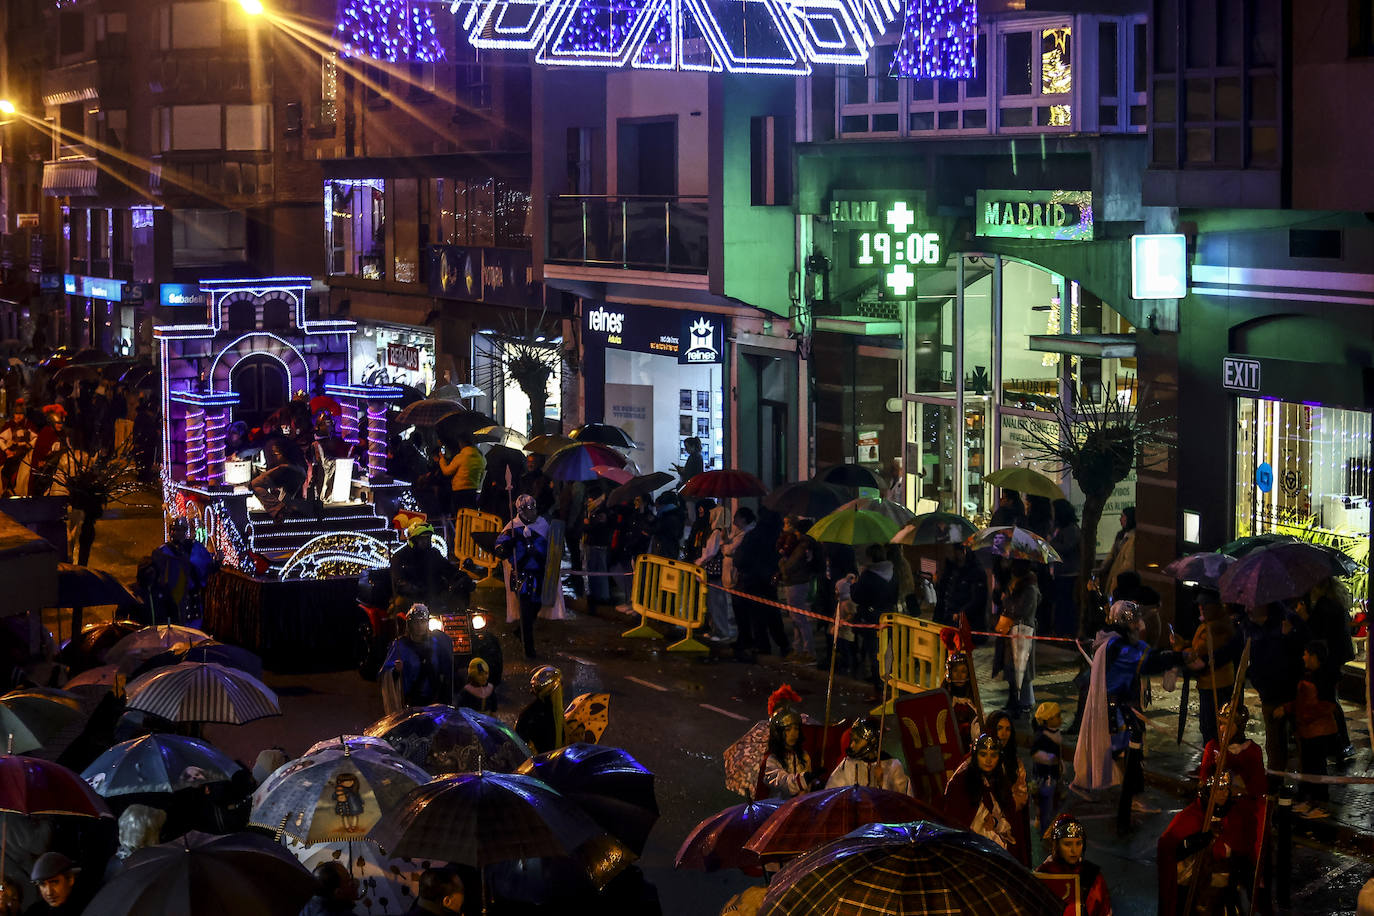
[172,209,246,264]
[170,105,221,150]
[58,12,84,56]
[325,179,386,279]
[314,58,337,129]
[1003,32,1032,95]
[1353,0,1374,56]
[225,104,270,150]
[455,40,491,111]
[161,2,222,50]
[448,178,531,248]
[750,115,790,206]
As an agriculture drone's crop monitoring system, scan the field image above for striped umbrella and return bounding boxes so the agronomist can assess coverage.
[125,662,282,726]
[81,734,243,797]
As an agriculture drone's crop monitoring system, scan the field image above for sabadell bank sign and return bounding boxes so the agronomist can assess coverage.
[584,305,725,365]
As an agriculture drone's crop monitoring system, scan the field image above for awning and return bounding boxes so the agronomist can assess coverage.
[42,160,98,197]
[1027,333,1136,358]
[543,272,771,318]
[815,316,902,336]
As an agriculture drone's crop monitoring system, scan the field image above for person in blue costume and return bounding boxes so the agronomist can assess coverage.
[379,603,454,708]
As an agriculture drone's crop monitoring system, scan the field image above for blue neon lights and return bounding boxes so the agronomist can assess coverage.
[890,0,977,79]
[337,0,445,62]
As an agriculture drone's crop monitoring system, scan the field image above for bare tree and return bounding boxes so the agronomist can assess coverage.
[50,438,142,567]
[1015,380,1171,633]
[473,312,566,437]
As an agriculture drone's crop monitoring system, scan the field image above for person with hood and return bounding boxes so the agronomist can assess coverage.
[777,517,819,663]
[379,604,455,710]
[825,718,911,795]
[694,503,736,644]
[685,498,716,561]
[1237,599,1306,779]
[456,657,497,713]
[851,544,896,691]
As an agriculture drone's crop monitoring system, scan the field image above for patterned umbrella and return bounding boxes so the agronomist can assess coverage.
[0,688,82,755]
[966,526,1061,564]
[82,831,314,916]
[837,497,916,527]
[368,771,602,866]
[722,721,769,799]
[809,509,901,547]
[364,705,531,774]
[525,434,576,456]
[0,755,111,817]
[125,662,282,726]
[250,746,429,844]
[675,799,782,876]
[1163,552,1237,588]
[303,735,397,757]
[816,465,886,490]
[763,481,848,518]
[744,786,946,859]
[1219,543,1336,606]
[545,443,627,482]
[563,693,611,744]
[570,423,638,449]
[892,512,979,546]
[106,625,210,665]
[758,821,1062,916]
[283,837,425,916]
[983,466,1064,499]
[394,399,467,429]
[680,469,767,499]
[516,743,658,856]
[81,734,242,797]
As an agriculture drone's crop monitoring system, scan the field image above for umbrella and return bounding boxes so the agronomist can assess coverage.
[808,509,901,547]
[59,619,143,672]
[283,836,426,915]
[593,465,633,485]
[744,786,946,859]
[436,409,498,448]
[81,734,243,797]
[125,662,282,726]
[250,746,429,844]
[131,640,264,680]
[0,755,110,817]
[106,625,211,665]
[983,466,1065,499]
[65,665,123,690]
[368,770,603,866]
[516,743,658,856]
[308,395,342,417]
[758,821,1063,916]
[892,512,978,545]
[680,469,767,499]
[364,705,532,774]
[303,735,396,756]
[816,464,887,490]
[474,425,529,448]
[1163,552,1237,588]
[395,399,468,429]
[966,525,1062,564]
[545,443,627,482]
[525,434,575,456]
[722,721,769,798]
[608,472,676,506]
[563,693,611,744]
[55,563,138,608]
[0,688,83,754]
[485,833,636,904]
[675,799,783,876]
[569,423,638,449]
[1228,538,1360,577]
[1216,533,1297,557]
[82,830,315,916]
[764,481,848,518]
[1219,542,1338,606]
[431,383,470,401]
[837,497,916,527]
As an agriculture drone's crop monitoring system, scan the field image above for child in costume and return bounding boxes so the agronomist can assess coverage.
[1036,815,1113,916]
[456,657,497,713]
[762,685,817,799]
[825,718,912,795]
[1031,701,1065,833]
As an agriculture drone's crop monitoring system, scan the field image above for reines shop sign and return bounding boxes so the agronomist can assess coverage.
[583,305,725,364]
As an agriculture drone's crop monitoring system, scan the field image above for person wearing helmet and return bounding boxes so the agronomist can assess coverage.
[1072,598,1184,836]
[762,705,815,799]
[493,494,552,660]
[825,718,912,795]
[1158,772,1251,916]
[515,665,565,753]
[389,519,471,616]
[1036,815,1112,916]
[456,657,496,713]
[943,732,1019,857]
[378,603,454,711]
[940,650,981,751]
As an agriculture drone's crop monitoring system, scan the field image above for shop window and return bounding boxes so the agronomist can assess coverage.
[1000,262,1064,412]
[1003,31,1033,95]
[325,179,386,279]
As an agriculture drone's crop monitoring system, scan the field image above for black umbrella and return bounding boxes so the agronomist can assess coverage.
[608,472,675,507]
[368,771,602,866]
[59,620,144,672]
[364,705,532,774]
[816,464,887,490]
[82,831,315,916]
[516,743,659,856]
[129,640,264,680]
[570,423,638,449]
[56,564,139,609]
[396,384,425,408]
[763,480,848,517]
[436,409,497,448]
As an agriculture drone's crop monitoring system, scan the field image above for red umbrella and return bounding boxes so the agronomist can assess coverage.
[308,395,342,417]
[680,469,767,499]
[0,756,111,818]
[676,799,782,876]
[743,786,944,859]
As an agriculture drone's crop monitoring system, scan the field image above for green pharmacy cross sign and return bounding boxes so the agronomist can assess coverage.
[846,200,943,297]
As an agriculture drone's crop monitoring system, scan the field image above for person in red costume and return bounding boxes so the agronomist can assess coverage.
[943,732,1021,859]
[28,405,67,496]
[1156,703,1265,916]
[1036,814,1113,916]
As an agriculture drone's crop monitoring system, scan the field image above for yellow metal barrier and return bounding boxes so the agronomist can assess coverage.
[873,613,951,714]
[622,554,709,653]
[453,508,503,572]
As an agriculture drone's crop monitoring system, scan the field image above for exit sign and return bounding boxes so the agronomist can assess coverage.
[1222,357,1261,392]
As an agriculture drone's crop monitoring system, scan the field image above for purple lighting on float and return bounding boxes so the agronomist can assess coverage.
[337,0,445,62]
[890,0,977,79]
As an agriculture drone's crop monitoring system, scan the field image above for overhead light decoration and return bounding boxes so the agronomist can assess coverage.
[337,0,445,62]
[890,0,977,78]
[451,0,903,72]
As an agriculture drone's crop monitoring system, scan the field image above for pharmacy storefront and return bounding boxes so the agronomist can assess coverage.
[580,302,728,477]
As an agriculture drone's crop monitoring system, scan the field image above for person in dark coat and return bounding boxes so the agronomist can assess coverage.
[380,604,455,707]
[672,436,704,489]
[736,508,788,657]
[936,543,988,631]
[1237,600,1307,780]
[298,861,357,916]
[989,489,1025,528]
[1300,577,1356,759]
[515,665,565,755]
[24,852,86,916]
[406,865,472,915]
[852,544,897,690]
[389,521,470,616]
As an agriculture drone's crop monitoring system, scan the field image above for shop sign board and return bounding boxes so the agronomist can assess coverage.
[829,192,943,299]
[679,314,723,365]
[160,284,206,307]
[1130,234,1188,299]
[584,304,728,361]
[63,273,126,302]
[1222,356,1261,393]
[387,342,421,371]
[481,248,537,307]
[39,273,62,292]
[1255,462,1274,493]
[975,189,1094,242]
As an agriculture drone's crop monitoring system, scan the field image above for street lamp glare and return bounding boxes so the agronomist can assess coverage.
[239,0,264,15]
[0,101,16,116]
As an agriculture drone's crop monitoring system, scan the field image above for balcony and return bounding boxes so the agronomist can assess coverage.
[42,58,129,108]
[546,196,708,274]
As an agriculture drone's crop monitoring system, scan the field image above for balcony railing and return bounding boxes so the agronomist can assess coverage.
[547,195,708,274]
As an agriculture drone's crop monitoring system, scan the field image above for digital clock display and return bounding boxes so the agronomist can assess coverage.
[842,200,943,297]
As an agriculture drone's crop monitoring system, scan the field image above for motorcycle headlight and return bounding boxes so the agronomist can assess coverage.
[428,617,444,631]
[471,613,486,631]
